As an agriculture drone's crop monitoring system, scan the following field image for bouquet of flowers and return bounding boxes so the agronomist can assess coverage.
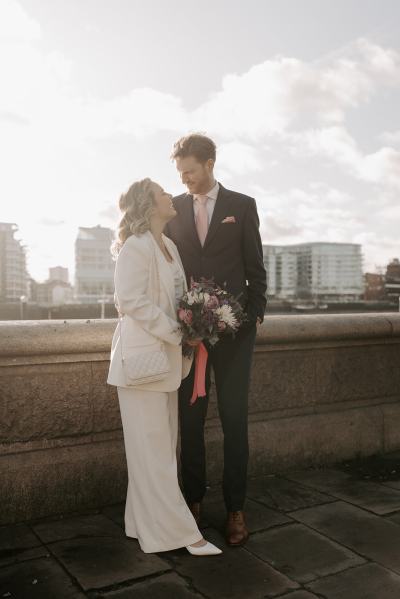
[177,278,247,403]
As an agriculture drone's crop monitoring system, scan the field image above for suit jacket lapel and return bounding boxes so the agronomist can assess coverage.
[148,232,176,316]
[203,184,232,250]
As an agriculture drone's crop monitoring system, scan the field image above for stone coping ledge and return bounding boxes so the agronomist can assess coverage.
[0,313,399,357]
[257,312,400,344]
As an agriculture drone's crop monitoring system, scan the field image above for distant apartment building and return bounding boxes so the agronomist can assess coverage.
[263,242,364,300]
[262,245,298,298]
[30,266,73,306]
[75,225,114,302]
[0,222,28,302]
[384,258,400,301]
[34,280,73,306]
[49,266,69,284]
[364,273,385,301]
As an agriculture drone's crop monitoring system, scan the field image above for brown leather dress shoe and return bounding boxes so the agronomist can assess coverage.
[188,502,201,526]
[225,510,249,546]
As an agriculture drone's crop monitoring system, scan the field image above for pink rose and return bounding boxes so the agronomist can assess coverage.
[206,295,219,309]
[179,308,193,325]
[217,321,227,331]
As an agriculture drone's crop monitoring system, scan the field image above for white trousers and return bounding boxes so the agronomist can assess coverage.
[117,387,202,553]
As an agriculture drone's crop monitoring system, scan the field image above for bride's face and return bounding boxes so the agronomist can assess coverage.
[151,182,176,222]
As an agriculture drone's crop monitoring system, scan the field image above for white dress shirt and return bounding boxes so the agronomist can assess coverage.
[193,181,219,225]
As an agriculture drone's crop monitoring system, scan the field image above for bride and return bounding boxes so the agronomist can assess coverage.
[107,177,222,556]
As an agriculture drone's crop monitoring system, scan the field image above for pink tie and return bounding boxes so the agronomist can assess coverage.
[196,195,209,246]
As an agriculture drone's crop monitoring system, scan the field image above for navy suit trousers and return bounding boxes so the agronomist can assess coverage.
[178,322,257,511]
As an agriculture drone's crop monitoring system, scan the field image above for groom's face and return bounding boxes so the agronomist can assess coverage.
[175,155,214,195]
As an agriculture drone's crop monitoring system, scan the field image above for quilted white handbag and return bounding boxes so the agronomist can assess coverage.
[119,239,171,385]
[120,339,170,385]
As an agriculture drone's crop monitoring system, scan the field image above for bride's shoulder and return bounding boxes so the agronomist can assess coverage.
[121,232,152,256]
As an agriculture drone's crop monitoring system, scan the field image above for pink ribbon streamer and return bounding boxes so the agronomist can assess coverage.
[190,342,208,405]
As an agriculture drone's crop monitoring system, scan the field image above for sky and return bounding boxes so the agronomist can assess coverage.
[1,0,399,282]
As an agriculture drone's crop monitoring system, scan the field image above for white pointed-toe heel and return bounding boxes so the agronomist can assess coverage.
[186,541,223,556]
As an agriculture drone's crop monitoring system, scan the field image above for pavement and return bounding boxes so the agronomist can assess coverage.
[3,456,400,599]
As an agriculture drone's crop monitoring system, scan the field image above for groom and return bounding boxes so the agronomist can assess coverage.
[165,133,267,546]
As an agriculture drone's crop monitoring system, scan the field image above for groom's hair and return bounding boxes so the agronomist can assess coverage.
[171,133,216,164]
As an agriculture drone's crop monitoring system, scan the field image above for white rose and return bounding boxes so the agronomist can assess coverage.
[186,291,195,305]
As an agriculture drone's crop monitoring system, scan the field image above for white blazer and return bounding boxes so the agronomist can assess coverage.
[107,230,192,391]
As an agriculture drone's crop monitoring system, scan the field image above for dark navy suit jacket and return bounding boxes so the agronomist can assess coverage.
[164,183,267,323]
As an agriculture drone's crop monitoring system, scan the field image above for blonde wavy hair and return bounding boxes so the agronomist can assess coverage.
[111,178,155,257]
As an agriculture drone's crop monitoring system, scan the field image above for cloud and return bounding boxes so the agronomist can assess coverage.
[1,2,399,278]
[9,35,387,149]
[98,204,120,225]
[255,182,399,272]
[191,38,400,140]
[356,38,400,82]
[0,3,71,127]
[2,14,399,175]
[264,214,304,240]
[0,0,41,43]
[0,110,29,125]
[82,89,187,140]
[296,126,400,190]
[257,185,361,245]
[218,141,263,176]
[381,130,400,144]
[38,218,66,226]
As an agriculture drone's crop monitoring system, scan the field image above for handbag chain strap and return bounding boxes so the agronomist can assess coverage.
[119,235,162,362]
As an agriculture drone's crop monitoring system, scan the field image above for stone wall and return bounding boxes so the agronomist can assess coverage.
[1,314,399,524]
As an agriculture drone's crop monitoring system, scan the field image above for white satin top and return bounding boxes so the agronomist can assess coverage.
[168,258,185,308]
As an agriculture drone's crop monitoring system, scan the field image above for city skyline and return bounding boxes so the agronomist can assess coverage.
[1,0,400,281]
[2,218,399,307]
[4,219,389,288]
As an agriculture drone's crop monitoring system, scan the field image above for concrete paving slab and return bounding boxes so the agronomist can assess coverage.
[278,592,319,599]
[247,475,335,511]
[49,537,170,591]
[32,514,124,544]
[285,468,400,514]
[0,557,86,598]
[202,497,291,533]
[101,504,125,529]
[0,545,48,568]
[386,511,400,525]
[291,500,400,573]
[246,522,364,583]
[337,452,400,483]
[88,572,202,598]
[307,562,400,599]
[284,468,350,487]
[383,480,400,490]
[5,469,400,599]
[170,528,298,598]
[203,485,225,503]
[0,523,41,551]
[0,523,48,567]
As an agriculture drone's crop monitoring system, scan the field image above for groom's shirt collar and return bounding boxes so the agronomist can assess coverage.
[193,180,219,203]
[192,181,219,222]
